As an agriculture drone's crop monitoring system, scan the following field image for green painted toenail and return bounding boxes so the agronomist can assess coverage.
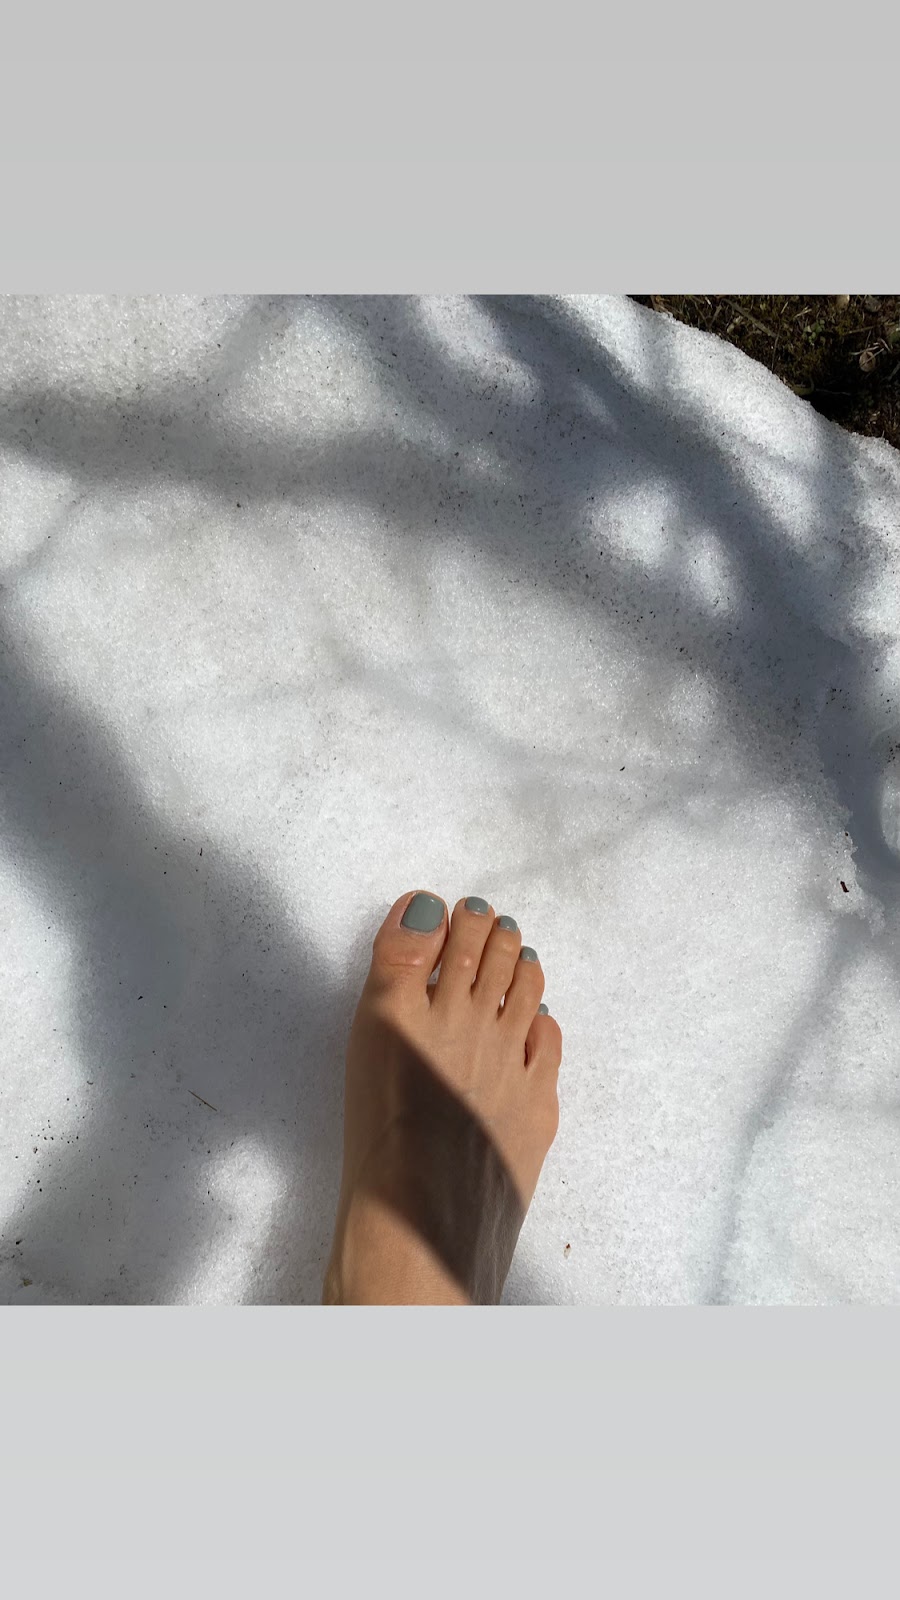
[400,892,445,933]
[496,915,518,932]
[538,1003,549,1016]
[519,946,538,963]
[465,896,489,915]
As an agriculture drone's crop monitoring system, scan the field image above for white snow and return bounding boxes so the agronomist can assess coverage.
[1,293,899,1303]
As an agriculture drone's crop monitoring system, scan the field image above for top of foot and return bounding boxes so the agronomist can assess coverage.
[324,889,563,1305]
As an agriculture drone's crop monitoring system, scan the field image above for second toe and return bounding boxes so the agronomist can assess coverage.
[430,895,496,1009]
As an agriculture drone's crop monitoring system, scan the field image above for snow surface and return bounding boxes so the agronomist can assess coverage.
[1,293,899,1304]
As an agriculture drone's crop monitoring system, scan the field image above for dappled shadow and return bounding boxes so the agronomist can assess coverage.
[0,608,544,1305]
[4,292,895,894]
[0,605,345,1301]
[1,293,897,1302]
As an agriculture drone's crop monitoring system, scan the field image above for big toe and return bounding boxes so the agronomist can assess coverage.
[369,890,449,989]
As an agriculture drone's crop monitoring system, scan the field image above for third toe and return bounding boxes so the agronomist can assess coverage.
[470,913,522,1010]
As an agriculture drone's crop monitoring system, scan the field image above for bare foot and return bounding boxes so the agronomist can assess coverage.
[323,890,563,1304]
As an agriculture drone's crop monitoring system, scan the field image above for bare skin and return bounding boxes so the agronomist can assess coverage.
[323,890,563,1305]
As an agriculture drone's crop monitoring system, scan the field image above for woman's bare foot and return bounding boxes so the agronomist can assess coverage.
[323,890,563,1305]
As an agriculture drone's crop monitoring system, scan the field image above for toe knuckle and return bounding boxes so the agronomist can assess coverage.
[451,951,478,974]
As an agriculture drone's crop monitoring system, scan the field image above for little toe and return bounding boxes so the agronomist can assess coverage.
[525,1009,563,1076]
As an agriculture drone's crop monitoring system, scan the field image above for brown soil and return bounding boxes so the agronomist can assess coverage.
[631,295,900,451]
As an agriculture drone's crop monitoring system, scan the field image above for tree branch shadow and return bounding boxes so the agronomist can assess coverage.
[2,292,897,1303]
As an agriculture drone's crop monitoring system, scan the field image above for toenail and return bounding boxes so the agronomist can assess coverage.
[496,915,518,932]
[400,892,445,933]
[465,896,490,915]
[538,1003,549,1016]
[519,946,538,963]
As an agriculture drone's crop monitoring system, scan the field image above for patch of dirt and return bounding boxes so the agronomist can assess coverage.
[631,295,900,450]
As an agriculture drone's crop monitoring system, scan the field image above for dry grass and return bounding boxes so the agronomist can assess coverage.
[632,295,900,450]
